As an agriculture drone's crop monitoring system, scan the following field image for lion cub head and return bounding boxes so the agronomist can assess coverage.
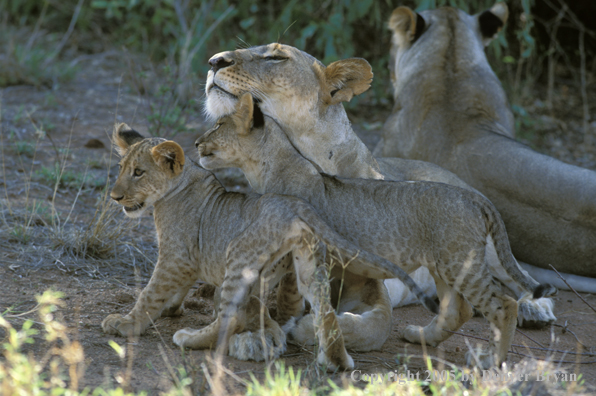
[111,124,185,218]
[196,93,260,171]
[204,43,373,123]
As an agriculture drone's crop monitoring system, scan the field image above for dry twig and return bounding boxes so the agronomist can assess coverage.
[549,265,596,315]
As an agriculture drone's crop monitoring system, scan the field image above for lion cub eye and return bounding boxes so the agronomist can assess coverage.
[133,168,145,177]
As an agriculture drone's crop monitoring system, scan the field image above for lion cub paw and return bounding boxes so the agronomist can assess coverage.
[517,297,555,329]
[317,348,354,372]
[402,325,441,347]
[161,303,184,318]
[102,314,141,336]
[228,327,287,362]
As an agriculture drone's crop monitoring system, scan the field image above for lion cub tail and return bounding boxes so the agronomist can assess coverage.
[480,200,558,299]
[291,200,439,315]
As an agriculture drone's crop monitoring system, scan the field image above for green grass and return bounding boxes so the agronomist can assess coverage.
[0,26,78,88]
[34,163,106,189]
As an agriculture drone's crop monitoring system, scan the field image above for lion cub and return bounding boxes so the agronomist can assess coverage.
[196,93,557,369]
[102,123,437,370]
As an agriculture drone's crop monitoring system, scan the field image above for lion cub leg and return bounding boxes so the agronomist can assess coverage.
[102,259,198,337]
[175,214,301,357]
[276,264,305,328]
[465,293,517,369]
[403,277,473,347]
[228,296,287,362]
[293,240,353,371]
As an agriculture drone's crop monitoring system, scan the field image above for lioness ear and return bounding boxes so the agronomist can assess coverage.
[151,141,185,176]
[314,58,373,106]
[478,2,508,46]
[113,123,144,156]
[388,7,425,48]
[232,93,254,133]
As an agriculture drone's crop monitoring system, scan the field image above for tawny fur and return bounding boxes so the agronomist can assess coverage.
[202,41,560,331]
[102,124,436,370]
[378,2,596,280]
[196,94,557,368]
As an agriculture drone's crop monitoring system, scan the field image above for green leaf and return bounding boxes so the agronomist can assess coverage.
[502,55,515,64]
[109,340,126,359]
[416,0,436,12]
[240,17,256,29]
[91,1,109,9]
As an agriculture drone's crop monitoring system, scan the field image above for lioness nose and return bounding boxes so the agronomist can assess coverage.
[209,56,234,73]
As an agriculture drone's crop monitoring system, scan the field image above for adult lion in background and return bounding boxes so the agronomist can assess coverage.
[375,3,596,280]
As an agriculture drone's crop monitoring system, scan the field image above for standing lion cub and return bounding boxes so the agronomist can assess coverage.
[196,93,557,369]
[102,123,437,370]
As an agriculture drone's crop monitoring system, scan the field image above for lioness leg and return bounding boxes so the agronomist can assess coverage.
[102,259,198,336]
[403,276,473,347]
[289,278,392,352]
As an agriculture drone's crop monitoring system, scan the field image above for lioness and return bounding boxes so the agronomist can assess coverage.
[376,3,596,280]
[196,93,557,369]
[102,123,438,370]
[202,41,559,328]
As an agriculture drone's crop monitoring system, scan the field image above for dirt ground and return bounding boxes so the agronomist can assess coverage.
[1,52,596,394]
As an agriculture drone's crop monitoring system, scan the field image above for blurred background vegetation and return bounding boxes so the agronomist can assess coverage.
[1,0,594,112]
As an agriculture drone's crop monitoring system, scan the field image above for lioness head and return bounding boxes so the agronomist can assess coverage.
[196,93,261,171]
[111,124,185,218]
[205,43,373,125]
[387,3,508,91]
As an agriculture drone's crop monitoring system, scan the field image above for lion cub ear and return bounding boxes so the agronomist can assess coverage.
[314,58,373,106]
[388,7,425,48]
[151,141,185,176]
[232,93,254,134]
[478,2,508,46]
[113,123,144,156]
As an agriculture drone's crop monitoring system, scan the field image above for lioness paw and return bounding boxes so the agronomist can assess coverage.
[173,328,198,348]
[517,297,556,328]
[228,328,287,362]
[102,314,141,336]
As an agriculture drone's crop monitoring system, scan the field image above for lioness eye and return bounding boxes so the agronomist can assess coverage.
[264,56,288,62]
[133,168,144,177]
